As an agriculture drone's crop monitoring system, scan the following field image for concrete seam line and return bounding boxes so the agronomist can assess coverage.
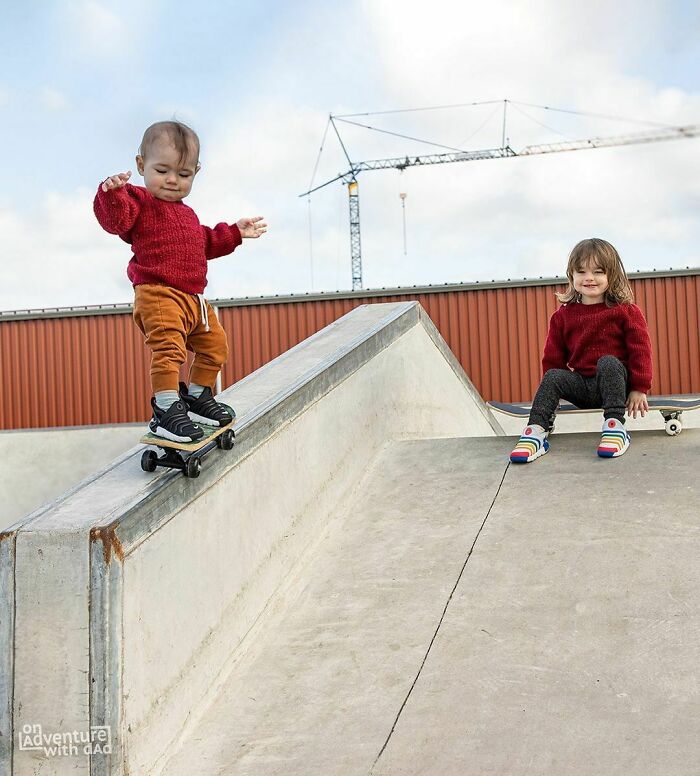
[371,461,511,771]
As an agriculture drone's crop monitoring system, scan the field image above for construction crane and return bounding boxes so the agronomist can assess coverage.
[300,100,700,291]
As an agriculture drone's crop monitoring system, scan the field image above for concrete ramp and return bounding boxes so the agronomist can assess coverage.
[4,298,697,775]
[0,302,500,775]
[157,431,700,776]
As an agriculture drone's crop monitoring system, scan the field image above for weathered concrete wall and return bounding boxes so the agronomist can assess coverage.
[1,302,502,775]
[0,426,141,527]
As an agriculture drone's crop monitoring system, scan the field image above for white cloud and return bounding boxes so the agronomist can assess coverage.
[39,87,70,111]
[0,189,132,311]
[187,100,346,296]
[284,0,700,288]
[64,0,131,58]
[2,0,698,312]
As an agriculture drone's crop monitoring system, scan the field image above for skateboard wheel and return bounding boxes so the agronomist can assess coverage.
[665,418,682,436]
[186,456,202,478]
[219,429,235,450]
[141,449,158,473]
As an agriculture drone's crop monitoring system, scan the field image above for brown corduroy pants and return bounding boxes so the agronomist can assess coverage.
[132,284,228,394]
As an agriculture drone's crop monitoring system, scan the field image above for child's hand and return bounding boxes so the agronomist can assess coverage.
[237,216,267,239]
[626,390,649,418]
[101,171,131,192]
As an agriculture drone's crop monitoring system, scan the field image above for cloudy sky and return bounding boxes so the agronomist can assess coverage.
[1,0,699,311]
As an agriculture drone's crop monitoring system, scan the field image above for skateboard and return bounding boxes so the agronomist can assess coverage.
[139,404,236,478]
[488,396,700,436]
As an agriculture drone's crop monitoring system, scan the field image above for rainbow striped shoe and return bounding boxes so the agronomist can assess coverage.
[597,418,630,458]
[509,425,549,463]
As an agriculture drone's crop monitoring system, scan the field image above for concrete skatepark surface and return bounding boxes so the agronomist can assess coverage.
[2,302,698,775]
[160,431,700,776]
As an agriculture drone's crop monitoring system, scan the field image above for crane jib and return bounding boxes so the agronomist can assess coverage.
[300,120,700,291]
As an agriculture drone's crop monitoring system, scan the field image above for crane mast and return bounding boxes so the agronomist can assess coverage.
[348,180,362,290]
[300,109,700,291]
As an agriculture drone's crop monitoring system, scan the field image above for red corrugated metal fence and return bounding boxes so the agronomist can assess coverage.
[1,272,698,430]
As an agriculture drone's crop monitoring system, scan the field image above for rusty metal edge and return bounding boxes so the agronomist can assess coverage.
[89,535,123,776]
[0,529,16,775]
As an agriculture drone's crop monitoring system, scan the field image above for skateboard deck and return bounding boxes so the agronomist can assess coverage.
[489,396,700,436]
[139,404,236,477]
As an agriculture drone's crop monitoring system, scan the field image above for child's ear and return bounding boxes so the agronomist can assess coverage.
[135,155,145,175]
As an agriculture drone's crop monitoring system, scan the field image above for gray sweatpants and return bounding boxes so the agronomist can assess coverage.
[528,355,628,430]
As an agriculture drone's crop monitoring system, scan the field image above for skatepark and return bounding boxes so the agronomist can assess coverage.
[1,301,699,775]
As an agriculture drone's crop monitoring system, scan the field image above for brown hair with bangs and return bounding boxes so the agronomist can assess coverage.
[557,238,634,306]
[138,120,200,167]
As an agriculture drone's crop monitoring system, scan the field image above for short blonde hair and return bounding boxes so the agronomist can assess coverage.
[557,238,634,306]
[138,121,200,166]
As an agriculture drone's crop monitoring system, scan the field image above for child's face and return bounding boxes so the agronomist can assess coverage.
[572,259,609,304]
[135,135,199,202]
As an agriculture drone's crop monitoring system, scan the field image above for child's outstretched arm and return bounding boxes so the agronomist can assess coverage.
[93,171,143,235]
[202,216,267,260]
[236,216,267,239]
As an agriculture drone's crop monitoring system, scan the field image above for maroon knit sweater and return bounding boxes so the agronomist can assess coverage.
[93,183,242,294]
[542,302,653,393]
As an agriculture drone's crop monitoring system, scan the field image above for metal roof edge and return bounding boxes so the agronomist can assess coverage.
[2,267,699,321]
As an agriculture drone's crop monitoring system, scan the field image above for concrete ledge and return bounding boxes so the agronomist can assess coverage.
[1,425,142,527]
[0,534,14,773]
[1,302,501,775]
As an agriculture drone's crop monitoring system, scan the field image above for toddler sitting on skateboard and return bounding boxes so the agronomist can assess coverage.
[510,238,653,463]
[94,120,266,442]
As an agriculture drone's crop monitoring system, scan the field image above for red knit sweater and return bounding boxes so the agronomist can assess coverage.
[93,183,242,294]
[542,302,653,393]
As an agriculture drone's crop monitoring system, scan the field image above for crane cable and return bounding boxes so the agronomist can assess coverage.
[335,99,675,129]
[456,103,504,147]
[334,116,470,154]
[306,117,332,290]
[327,100,680,170]
[303,100,684,285]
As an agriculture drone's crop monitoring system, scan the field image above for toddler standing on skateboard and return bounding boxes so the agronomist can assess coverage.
[510,238,653,463]
[94,120,266,443]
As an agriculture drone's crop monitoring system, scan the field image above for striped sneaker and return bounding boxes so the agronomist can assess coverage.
[597,418,630,458]
[509,425,549,464]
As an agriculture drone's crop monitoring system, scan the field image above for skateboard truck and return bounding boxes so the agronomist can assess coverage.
[140,427,235,478]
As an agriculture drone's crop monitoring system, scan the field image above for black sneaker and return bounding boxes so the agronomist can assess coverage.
[179,382,235,427]
[149,397,204,443]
